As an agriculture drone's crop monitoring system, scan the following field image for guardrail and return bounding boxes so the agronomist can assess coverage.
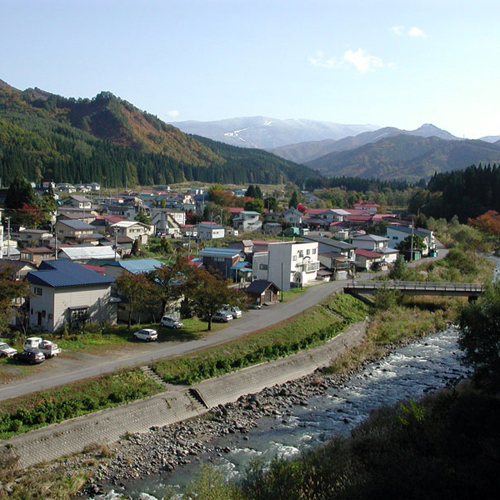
[344,280,485,296]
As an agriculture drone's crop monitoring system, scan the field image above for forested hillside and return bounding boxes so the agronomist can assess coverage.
[305,134,500,182]
[409,163,500,222]
[0,80,317,187]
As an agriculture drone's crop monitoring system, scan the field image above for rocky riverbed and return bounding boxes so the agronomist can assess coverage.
[77,333,465,498]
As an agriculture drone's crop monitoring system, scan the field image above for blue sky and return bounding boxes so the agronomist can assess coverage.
[2,0,499,139]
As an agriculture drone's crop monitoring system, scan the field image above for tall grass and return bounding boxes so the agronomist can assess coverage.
[153,294,369,384]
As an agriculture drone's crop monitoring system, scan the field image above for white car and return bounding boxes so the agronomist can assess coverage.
[160,316,184,329]
[222,305,242,318]
[133,328,158,341]
[0,342,17,358]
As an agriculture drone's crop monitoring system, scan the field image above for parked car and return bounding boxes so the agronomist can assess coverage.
[14,350,45,364]
[23,337,61,358]
[133,328,158,341]
[212,311,234,322]
[0,341,17,358]
[221,305,242,318]
[160,316,184,329]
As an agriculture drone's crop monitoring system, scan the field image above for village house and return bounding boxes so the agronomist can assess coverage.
[11,228,54,249]
[353,202,379,214]
[57,211,97,225]
[200,247,248,280]
[355,248,386,272]
[55,220,101,244]
[252,241,320,291]
[386,224,436,256]
[302,234,356,261]
[232,211,262,232]
[150,208,185,236]
[103,259,165,323]
[62,195,93,210]
[26,260,115,332]
[109,220,153,245]
[281,207,303,226]
[19,247,55,266]
[196,222,225,240]
[351,234,399,264]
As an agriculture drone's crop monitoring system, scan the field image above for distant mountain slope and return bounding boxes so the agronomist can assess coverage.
[0,80,318,187]
[272,124,459,163]
[305,134,500,182]
[170,116,380,150]
[480,135,500,143]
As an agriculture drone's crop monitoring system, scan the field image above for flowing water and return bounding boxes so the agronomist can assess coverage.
[94,326,470,499]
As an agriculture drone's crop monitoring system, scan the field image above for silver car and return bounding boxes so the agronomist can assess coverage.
[133,328,158,341]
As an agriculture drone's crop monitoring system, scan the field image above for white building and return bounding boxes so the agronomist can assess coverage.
[197,222,225,240]
[26,260,115,332]
[232,211,262,232]
[351,234,399,264]
[110,221,153,245]
[386,225,436,256]
[252,241,320,291]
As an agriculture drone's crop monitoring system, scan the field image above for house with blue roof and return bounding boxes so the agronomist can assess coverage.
[200,247,247,280]
[26,260,115,332]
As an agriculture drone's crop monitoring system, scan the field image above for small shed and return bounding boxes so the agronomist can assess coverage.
[245,280,281,306]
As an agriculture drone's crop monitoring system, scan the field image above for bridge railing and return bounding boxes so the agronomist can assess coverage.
[346,280,485,293]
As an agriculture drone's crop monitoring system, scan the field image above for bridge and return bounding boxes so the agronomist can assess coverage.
[344,280,485,300]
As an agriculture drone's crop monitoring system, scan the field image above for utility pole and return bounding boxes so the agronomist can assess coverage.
[114,228,118,261]
[6,216,10,259]
[410,221,415,262]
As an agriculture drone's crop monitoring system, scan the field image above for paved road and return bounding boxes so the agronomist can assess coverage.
[0,242,448,402]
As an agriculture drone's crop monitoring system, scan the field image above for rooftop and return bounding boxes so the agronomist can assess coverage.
[27,260,114,288]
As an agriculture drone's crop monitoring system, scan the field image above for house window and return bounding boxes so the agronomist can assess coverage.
[34,287,43,296]
[312,249,317,254]
[306,249,310,255]
[259,263,268,270]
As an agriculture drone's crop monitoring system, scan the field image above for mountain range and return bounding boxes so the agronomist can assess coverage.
[0,80,317,188]
[170,116,380,150]
[1,77,499,186]
[174,116,500,182]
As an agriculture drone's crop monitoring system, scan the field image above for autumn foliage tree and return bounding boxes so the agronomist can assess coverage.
[468,210,500,241]
[187,268,245,331]
[0,263,30,334]
[115,272,156,327]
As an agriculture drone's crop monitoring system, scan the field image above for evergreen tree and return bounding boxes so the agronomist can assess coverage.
[289,191,299,209]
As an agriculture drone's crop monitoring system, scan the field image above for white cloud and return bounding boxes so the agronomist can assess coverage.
[408,26,428,38]
[167,110,179,118]
[392,25,429,38]
[308,51,340,69]
[309,49,388,73]
[343,49,384,73]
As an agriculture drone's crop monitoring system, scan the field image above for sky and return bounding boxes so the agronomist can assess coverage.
[2,0,500,139]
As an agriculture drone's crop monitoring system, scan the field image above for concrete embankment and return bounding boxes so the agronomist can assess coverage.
[2,321,367,468]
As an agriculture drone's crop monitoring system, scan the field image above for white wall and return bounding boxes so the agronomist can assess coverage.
[29,284,114,332]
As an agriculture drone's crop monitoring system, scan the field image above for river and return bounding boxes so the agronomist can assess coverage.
[92,326,470,499]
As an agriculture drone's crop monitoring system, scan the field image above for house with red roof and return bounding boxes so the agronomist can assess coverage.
[355,248,386,272]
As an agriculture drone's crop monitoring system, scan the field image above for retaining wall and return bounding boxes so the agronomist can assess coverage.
[2,321,367,468]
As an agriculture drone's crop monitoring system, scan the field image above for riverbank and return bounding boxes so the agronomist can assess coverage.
[81,326,465,498]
